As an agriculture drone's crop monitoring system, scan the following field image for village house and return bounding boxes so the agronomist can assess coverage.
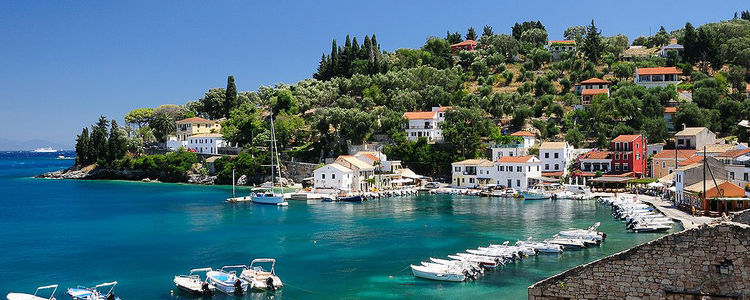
[663,106,677,131]
[580,88,609,106]
[451,159,494,188]
[651,149,696,179]
[577,151,612,174]
[574,77,612,95]
[450,40,477,52]
[674,155,747,214]
[698,144,737,157]
[334,155,375,192]
[656,38,684,58]
[716,149,750,189]
[622,45,656,62]
[354,151,402,173]
[403,106,451,143]
[313,163,354,192]
[647,143,664,156]
[547,40,576,61]
[610,134,648,177]
[634,67,682,88]
[186,133,227,155]
[490,130,536,160]
[539,141,573,178]
[174,117,221,141]
[675,126,716,150]
[495,156,542,190]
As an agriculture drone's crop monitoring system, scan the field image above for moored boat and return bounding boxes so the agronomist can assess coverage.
[410,265,466,282]
[67,282,120,300]
[240,258,283,291]
[6,284,57,300]
[173,267,214,295]
[206,266,248,295]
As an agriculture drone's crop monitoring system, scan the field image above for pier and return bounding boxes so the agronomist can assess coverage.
[627,194,715,230]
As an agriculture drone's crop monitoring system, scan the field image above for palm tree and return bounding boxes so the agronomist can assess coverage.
[151,112,176,143]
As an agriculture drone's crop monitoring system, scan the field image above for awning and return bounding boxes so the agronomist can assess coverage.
[391,179,412,184]
[647,182,665,188]
[590,176,635,183]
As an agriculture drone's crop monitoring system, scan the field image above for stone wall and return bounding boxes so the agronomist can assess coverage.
[528,222,750,300]
[731,209,750,225]
[282,161,319,183]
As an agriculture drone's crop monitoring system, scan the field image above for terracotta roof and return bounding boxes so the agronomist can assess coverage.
[652,149,696,159]
[176,117,216,124]
[497,155,536,163]
[549,40,576,44]
[580,151,611,160]
[452,159,494,166]
[685,180,746,198]
[436,106,454,112]
[451,40,477,47]
[542,171,564,177]
[664,106,677,114]
[510,131,535,137]
[582,89,609,96]
[612,135,643,143]
[675,127,709,136]
[678,155,704,166]
[637,67,681,75]
[580,78,612,85]
[403,111,437,120]
[540,141,567,150]
[717,149,750,158]
[358,153,381,162]
[703,144,734,153]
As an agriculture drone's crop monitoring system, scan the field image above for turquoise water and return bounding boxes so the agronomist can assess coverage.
[0,152,677,299]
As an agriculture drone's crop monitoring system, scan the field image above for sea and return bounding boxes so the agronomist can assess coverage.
[0,151,677,299]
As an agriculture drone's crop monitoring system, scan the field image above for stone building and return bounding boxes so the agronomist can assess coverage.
[528,220,750,300]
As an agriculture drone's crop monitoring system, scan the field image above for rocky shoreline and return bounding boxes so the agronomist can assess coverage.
[35,166,219,185]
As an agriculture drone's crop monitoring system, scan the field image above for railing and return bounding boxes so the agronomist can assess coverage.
[408,125,434,129]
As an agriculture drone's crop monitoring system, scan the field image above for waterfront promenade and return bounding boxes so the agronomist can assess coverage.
[624,193,715,229]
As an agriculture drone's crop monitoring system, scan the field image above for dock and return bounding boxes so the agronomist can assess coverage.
[631,194,715,230]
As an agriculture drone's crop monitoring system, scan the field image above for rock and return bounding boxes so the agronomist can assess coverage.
[142,178,151,182]
[237,174,247,186]
[188,174,217,185]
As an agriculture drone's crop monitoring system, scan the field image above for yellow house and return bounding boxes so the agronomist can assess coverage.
[174,117,221,141]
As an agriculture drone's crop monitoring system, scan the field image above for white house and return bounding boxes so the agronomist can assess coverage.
[354,151,403,173]
[491,131,536,161]
[574,77,613,95]
[495,156,541,190]
[634,67,682,88]
[403,106,452,143]
[547,40,576,61]
[539,141,573,178]
[313,163,354,192]
[334,155,375,192]
[186,133,226,155]
[451,159,494,188]
[675,127,717,150]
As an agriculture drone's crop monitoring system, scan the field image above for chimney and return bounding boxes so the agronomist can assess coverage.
[670,38,677,45]
[683,123,687,131]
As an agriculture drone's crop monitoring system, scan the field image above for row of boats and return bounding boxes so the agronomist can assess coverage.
[433,185,596,201]
[410,223,607,282]
[7,282,119,300]
[599,197,674,232]
[6,259,282,300]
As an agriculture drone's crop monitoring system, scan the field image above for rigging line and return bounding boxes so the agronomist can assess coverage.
[283,282,320,294]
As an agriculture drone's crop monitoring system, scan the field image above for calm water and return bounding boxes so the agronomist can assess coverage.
[0,152,677,299]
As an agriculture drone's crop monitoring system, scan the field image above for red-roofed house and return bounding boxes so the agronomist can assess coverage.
[578,151,612,174]
[491,131,537,160]
[611,134,648,177]
[651,149,696,178]
[634,67,682,88]
[716,149,750,189]
[403,106,453,143]
[547,40,576,60]
[581,89,610,106]
[450,40,477,52]
[495,155,542,190]
[574,77,613,95]
[664,106,678,131]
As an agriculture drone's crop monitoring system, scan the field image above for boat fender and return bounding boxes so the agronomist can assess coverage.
[234,279,244,295]
[266,277,276,291]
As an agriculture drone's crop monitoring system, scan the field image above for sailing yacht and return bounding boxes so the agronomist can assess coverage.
[251,112,288,206]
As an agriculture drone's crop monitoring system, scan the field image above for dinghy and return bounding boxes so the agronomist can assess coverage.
[240,258,283,291]
[410,265,466,282]
[6,284,57,300]
[67,282,120,300]
[173,267,214,295]
[206,266,248,295]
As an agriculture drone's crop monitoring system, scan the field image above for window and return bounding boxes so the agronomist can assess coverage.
[517,180,521,187]
[545,164,549,170]
[322,174,326,179]
[516,166,522,172]
[554,164,559,170]
[332,174,336,179]
[615,154,620,160]
[545,153,549,158]
[662,162,666,168]
[624,154,628,160]
[745,173,749,181]
[536,166,539,171]
[454,167,460,172]
[615,164,621,171]
[554,153,559,159]
[500,166,505,171]
[623,164,629,171]
[730,172,735,180]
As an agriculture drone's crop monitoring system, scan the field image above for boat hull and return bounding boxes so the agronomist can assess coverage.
[251,195,286,205]
[6,293,49,300]
[339,195,363,202]
[410,266,465,282]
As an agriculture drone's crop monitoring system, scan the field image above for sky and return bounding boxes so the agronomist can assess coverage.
[1,0,748,148]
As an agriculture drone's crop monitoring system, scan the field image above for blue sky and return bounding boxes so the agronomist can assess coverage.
[1,1,747,147]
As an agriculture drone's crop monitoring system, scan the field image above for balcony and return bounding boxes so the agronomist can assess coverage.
[408,125,434,129]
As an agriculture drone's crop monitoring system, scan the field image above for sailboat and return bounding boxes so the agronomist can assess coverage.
[251,111,288,206]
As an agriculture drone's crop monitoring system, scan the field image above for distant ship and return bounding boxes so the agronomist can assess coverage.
[33,147,57,153]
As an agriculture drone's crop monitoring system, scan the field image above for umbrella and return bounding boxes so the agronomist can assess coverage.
[667,186,677,192]
[647,182,664,188]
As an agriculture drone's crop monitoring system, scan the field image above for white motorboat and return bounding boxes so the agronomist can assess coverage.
[240,258,283,291]
[547,235,587,250]
[630,223,672,233]
[173,267,214,295]
[428,257,483,275]
[206,266,248,295]
[516,240,563,253]
[410,265,466,282]
[67,282,120,300]
[33,147,57,153]
[558,222,606,243]
[448,254,501,269]
[521,187,551,200]
[6,284,57,300]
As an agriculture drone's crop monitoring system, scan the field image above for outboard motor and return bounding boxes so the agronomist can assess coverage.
[234,279,244,295]
[266,277,276,292]
[201,282,213,296]
[107,293,115,300]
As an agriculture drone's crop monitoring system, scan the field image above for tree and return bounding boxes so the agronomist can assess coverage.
[486,34,520,62]
[682,22,700,64]
[482,25,494,37]
[271,89,299,114]
[520,28,548,48]
[511,21,545,40]
[466,27,477,41]
[565,128,584,148]
[124,108,155,129]
[75,127,91,166]
[446,31,462,44]
[564,26,586,44]
[90,116,109,164]
[641,117,668,143]
[422,38,453,69]
[274,112,306,149]
[154,104,189,120]
[582,20,604,64]
[441,107,496,159]
[150,112,176,143]
[192,88,226,120]
[675,102,711,128]
[222,102,264,147]
[107,120,127,165]
[224,75,238,118]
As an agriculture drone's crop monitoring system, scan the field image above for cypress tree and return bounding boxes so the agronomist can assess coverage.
[352,36,360,59]
[224,75,237,118]
[90,116,109,164]
[330,39,338,76]
[75,127,91,166]
[482,25,494,37]
[682,22,699,64]
[362,35,372,60]
[466,27,477,41]
[314,54,330,80]
[107,120,126,165]
[582,19,604,64]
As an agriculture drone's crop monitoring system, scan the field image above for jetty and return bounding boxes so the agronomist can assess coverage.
[629,194,715,230]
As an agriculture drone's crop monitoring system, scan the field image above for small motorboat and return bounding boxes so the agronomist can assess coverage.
[240,258,283,291]
[67,282,120,300]
[448,254,500,269]
[6,284,58,300]
[206,266,248,295]
[521,187,551,200]
[516,240,564,253]
[338,195,363,202]
[173,267,214,295]
[546,235,587,250]
[410,265,466,282]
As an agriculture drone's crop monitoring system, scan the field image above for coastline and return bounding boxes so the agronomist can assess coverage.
[35,165,220,186]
